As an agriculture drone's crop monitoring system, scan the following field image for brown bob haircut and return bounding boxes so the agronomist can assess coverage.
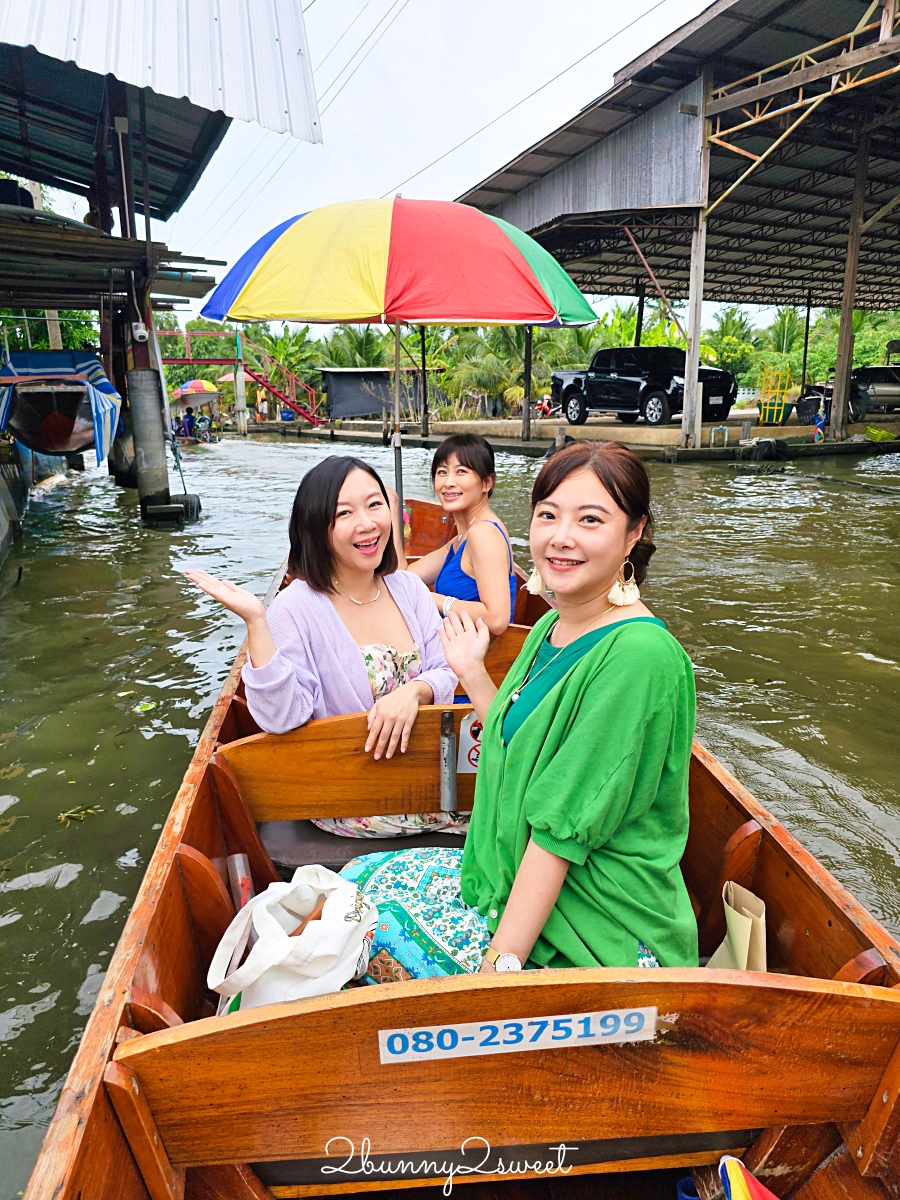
[287,456,397,591]
[431,433,495,497]
[531,441,656,584]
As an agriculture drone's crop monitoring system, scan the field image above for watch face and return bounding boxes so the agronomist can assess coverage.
[494,952,522,973]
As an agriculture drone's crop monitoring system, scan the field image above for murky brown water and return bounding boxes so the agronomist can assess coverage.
[1,435,899,1196]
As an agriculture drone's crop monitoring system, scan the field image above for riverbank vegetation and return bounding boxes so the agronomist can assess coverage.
[6,301,900,419]
[156,303,900,419]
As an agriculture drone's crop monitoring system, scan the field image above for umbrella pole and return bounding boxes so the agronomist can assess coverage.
[392,322,404,509]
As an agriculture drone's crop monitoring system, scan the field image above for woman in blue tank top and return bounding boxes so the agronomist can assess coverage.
[406,435,516,637]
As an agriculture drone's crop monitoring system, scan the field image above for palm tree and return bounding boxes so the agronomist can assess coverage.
[321,325,390,368]
[709,306,760,346]
[766,307,804,355]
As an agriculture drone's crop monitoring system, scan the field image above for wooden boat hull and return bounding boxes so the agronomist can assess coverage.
[24,501,900,1200]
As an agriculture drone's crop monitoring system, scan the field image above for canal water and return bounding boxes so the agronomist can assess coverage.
[1,435,899,1195]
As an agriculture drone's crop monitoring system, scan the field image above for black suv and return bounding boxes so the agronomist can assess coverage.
[550,347,737,426]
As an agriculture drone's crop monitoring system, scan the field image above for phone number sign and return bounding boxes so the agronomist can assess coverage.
[378,1007,657,1064]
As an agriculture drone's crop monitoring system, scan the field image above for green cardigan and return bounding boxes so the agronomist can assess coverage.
[459,610,699,969]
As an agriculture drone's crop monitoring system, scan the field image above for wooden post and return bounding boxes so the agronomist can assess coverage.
[522,325,533,442]
[93,95,114,234]
[139,88,152,257]
[634,282,646,347]
[800,287,813,395]
[25,184,62,349]
[392,323,404,508]
[234,328,248,437]
[420,325,429,438]
[107,77,136,240]
[831,129,870,440]
[681,67,711,450]
[681,210,708,449]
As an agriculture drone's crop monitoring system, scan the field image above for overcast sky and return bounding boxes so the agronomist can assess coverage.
[54,0,778,325]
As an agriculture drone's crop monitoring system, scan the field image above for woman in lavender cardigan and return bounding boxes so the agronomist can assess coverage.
[186,456,463,839]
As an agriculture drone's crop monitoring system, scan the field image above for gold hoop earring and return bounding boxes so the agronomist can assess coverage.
[607,559,640,607]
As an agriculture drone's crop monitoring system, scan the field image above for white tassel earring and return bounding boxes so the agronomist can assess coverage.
[525,566,545,595]
[607,559,640,606]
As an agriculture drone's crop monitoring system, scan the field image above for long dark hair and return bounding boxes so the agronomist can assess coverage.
[531,441,656,584]
[288,456,398,591]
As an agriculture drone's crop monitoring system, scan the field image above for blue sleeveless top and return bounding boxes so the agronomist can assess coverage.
[434,520,517,621]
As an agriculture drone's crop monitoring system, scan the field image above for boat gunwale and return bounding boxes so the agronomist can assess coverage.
[22,559,287,1200]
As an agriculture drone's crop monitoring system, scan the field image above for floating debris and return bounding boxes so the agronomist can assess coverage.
[727,463,786,475]
[57,805,104,827]
[133,701,157,713]
[0,764,24,780]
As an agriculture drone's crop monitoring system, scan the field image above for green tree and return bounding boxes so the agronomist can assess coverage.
[709,305,760,346]
[321,325,390,368]
[765,306,804,355]
[0,309,98,354]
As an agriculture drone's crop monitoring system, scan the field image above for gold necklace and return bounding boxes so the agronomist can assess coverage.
[509,604,616,703]
[337,583,381,606]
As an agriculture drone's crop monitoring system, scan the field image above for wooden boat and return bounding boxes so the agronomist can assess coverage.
[24,498,900,1200]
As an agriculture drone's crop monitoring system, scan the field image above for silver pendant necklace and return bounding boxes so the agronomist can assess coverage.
[509,604,616,703]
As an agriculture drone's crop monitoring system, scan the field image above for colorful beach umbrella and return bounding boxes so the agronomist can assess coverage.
[201,198,596,327]
[719,1156,781,1200]
[173,379,219,400]
[201,198,596,502]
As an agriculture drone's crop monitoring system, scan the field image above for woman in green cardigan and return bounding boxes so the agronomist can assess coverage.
[340,441,698,984]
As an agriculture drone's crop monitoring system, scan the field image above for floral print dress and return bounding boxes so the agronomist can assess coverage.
[311,642,470,839]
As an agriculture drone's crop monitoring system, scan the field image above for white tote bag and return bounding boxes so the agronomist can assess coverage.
[208,865,378,1013]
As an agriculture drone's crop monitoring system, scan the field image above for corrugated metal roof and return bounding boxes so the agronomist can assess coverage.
[458,0,900,308]
[0,0,320,142]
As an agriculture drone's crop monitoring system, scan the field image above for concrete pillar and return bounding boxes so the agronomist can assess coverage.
[830,130,870,440]
[680,212,708,449]
[127,368,170,512]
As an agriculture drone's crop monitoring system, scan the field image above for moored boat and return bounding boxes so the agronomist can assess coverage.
[24,500,900,1200]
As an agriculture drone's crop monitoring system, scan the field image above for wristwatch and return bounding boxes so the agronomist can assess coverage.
[483,947,522,972]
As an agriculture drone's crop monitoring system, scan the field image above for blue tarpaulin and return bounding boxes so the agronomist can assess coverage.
[0,350,121,461]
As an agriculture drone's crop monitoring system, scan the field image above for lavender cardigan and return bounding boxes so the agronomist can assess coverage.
[241,571,457,734]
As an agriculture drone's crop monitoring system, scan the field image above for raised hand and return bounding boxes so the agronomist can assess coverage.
[439,608,490,680]
[185,569,276,669]
[185,569,265,624]
[439,609,497,724]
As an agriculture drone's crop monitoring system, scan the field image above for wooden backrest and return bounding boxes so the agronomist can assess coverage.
[217,705,475,822]
[406,496,452,555]
[110,969,900,1182]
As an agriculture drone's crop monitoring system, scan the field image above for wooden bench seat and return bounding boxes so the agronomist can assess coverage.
[259,819,467,877]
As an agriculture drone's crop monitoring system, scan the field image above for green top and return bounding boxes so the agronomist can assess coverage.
[460,610,698,969]
[502,618,668,745]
